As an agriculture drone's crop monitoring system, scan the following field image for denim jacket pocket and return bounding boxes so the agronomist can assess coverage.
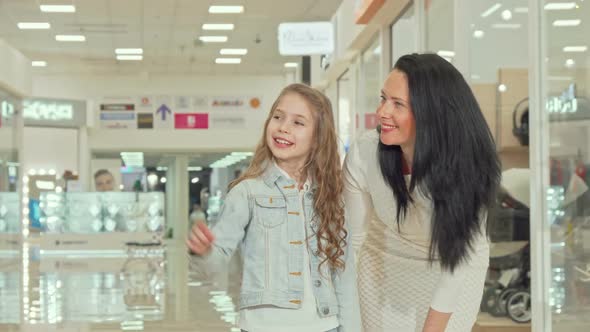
[254,196,287,228]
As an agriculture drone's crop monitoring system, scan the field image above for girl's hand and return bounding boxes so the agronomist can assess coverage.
[186,221,215,255]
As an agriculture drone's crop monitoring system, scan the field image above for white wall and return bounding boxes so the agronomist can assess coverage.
[22,127,78,175]
[0,129,13,151]
[0,39,32,97]
[32,74,284,152]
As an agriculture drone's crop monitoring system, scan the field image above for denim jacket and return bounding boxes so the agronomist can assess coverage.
[192,163,361,332]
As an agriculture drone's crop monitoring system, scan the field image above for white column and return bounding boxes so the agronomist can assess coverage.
[171,156,189,242]
[528,0,551,330]
[77,126,90,191]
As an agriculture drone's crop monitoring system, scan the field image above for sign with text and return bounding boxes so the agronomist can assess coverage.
[100,103,134,111]
[210,113,247,129]
[137,113,154,129]
[210,96,262,110]
[278,22,334,56]
[0,97,87,128]
[175,113,208,129]
[100,112,136,129]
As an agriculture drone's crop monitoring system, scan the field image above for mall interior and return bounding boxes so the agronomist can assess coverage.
[0,0,588,331]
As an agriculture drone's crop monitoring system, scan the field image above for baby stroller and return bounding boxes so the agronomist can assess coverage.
[481,241,531,323]
[481,169,532,323]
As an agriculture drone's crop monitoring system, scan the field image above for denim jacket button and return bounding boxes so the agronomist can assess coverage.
[322,307,330,315]
[314,280,322,287]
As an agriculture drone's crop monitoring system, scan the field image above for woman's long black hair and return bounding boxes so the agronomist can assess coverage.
[378,53,501,272]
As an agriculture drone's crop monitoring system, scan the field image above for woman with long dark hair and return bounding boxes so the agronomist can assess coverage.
[344,53,501,331]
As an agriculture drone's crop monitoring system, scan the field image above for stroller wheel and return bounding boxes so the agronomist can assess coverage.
[492,288,517,317]
[506,290,531,323]
[481,287,500,313]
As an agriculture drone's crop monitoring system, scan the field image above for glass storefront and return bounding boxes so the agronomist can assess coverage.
[358,37,382,132]
[532,0,590,330]
[391,2,417,66]
[0,89,19,235]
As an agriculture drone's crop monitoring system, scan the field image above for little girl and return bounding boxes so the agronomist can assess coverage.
[187,83,360,332]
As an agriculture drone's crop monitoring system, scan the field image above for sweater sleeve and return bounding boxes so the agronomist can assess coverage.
[430,219,490,313]
[343,138,374,254]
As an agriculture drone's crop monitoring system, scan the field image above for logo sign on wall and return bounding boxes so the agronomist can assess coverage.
[210,96,262,110]
[137,113,154,129]
[139,96,152,108]
[278,22,334,56]
[100,112,136,129]
[100,104,135,111]
[175,113,208,129]
[175,96,190,110]
[210,113,247,129]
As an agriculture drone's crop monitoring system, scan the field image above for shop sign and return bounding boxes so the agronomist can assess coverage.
[23,100,73,121]
[547,84,578,114]
[175,113,208,129]
[278,22,334,56]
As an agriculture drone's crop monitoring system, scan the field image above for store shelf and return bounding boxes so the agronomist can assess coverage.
[473,313,531,332]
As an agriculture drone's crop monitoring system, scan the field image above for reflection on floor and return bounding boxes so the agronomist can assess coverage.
[0,241,243,332]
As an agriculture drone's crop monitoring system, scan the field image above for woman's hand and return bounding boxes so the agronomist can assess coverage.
[186,221,215,255]
[422,307,452,332]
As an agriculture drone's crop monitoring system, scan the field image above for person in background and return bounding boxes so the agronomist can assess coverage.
[94,169,115,192]
[189,203,207,228]
[187,83,360,332]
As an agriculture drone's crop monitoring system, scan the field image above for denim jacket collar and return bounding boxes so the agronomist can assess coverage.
[261,160,316,192]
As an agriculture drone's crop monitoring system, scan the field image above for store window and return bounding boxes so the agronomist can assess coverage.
[541,0,590,329]
[425,0,454,60]
[359,37,382,132]
[337,70,353,155]
[391,2,417,66]
[0,89,20,236]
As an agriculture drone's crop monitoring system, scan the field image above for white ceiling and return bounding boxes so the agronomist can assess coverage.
[0,0,342,76]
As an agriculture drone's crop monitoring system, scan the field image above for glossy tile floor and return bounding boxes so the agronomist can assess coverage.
[0,239,242,332]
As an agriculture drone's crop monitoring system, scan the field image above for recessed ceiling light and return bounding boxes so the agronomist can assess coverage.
[199,36,228,43]
[544,2,576,10]
[501,10,512,20]
[40,5,76,13]
[563,45,587,52]
[220,48,248,55]
[17,22,50,29]
[202,24,234,31]
[209,6,244,14]
[552,19,581,27]
[436,50,455,57]
[491,23,522,29]
[115,48,143,55]
[498,84,507,92]
[473,30,485,38]
[117,55,143,61]
[565,59,575,68]
[481,3,502,17]
[215,58,241,64]
[55,35,85,42]
[284,62,298,68]
[31,61,47,67]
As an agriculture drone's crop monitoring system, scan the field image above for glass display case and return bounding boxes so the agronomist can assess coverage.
[0,193,19,234]
[39,192,165,234]
[38,192,165,252]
